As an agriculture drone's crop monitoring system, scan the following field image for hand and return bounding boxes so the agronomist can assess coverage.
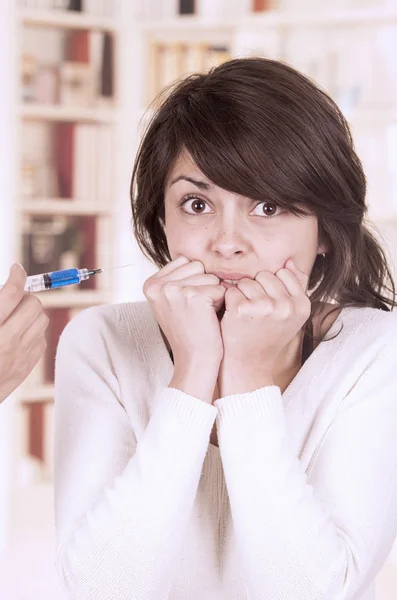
[143,255,226,373]
[0,264,49,404]
[218,259,311,395]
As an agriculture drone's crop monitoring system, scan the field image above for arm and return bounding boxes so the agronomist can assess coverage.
[214,345,397,600]
[54,308,217,600]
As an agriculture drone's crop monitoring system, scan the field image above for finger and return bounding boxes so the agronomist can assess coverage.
[276,266,308,297]
[235,277,266,301]
[283,259,309,291]
[155,255,191,279]
[223,285,245,311]
[176,273,221,287]
[1,294,43,338]
[0,264,27,325]
[253,271,290,300]
[157,259,205,283]
[19,311,49,350]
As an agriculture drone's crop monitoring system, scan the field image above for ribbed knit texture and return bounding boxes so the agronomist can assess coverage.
[53,301,397,600]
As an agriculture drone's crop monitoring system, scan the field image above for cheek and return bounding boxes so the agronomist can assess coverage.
[258,221,318,270]
[165,225,204,257]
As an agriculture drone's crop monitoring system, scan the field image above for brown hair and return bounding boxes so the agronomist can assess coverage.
[130,57,396,341]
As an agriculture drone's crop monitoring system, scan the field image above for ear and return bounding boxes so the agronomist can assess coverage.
[317,240,330,255]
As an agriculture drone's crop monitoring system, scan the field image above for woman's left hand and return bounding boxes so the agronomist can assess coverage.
[218,259,311,396]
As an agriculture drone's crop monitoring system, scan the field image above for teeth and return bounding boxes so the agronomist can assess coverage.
[223,279,239,284]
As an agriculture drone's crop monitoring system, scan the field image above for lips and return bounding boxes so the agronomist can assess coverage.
[212,271,251,281]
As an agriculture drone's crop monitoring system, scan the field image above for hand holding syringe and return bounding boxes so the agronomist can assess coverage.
[0,264,134,293]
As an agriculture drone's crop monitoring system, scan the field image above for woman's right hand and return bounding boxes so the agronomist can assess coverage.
[0,263,49,404]
[143,255,226,372]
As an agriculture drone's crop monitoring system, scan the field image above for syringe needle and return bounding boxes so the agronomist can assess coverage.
[101,263,135,272]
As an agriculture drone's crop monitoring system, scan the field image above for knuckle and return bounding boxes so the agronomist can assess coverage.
[143,279,161,301]
[278,300,293,318]
[163,281,179,297]
[183,287,199,301]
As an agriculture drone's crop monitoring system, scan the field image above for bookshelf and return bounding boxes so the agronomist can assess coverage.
[11,1,121,500]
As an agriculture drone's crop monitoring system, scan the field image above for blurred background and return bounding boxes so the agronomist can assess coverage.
[1,0,397,598]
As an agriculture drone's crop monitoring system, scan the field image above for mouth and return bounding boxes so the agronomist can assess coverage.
[220,280,239,289]
[220,278,240,285]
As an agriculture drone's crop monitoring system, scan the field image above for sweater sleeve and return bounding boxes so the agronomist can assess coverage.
[54,308,217,600]
[214,343,397,600]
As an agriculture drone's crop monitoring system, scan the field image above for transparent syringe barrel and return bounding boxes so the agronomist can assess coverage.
[24,268,89,292]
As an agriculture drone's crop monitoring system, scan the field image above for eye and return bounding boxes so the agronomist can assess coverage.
[177,195,285,218]
[177,194,211,215]
[253,201,285,218]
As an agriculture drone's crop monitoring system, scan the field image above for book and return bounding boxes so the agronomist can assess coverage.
[179,0,195,14]
[54,122,75,198]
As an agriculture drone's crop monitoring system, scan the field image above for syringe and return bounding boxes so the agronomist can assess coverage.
[0,267,103,293]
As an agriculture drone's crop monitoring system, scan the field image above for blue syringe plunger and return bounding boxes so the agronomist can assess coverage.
[23,267,103,292]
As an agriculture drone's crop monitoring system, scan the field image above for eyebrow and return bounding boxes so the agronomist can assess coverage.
[169,175,213,191]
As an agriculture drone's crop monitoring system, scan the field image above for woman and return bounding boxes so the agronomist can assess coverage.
[54,57,397,600]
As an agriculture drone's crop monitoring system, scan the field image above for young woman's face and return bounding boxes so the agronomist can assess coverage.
[164,152,327,283]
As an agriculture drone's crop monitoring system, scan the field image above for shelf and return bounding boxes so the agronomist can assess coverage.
[38,289,110,308]
[18,8,119,31]
[241,6,397,28]
[22,199,113,216]
[20,104,117,123]
[21,384,54,404]
[139,6,397,32]
[140,17,235,32]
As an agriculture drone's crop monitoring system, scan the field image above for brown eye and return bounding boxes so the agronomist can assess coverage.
[190,199,206,213]
[262,202,277,216]
[179,195,210,216]
[252,201,285,218]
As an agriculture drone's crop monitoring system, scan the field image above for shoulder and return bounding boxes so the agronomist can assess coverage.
[329,306,397,381]
[339,306,397,345]
[59,300,155,350]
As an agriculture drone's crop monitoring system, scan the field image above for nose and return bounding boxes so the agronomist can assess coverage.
[210,223,250,258]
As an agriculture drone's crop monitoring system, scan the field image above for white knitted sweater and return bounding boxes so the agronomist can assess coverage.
[54,301,397,600]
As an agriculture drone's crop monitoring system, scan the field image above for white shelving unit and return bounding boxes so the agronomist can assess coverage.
[0,4,124,598]
[10,0,122,530]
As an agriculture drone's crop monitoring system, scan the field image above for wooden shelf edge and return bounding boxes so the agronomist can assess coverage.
[18,8,119,31]
[20,104,117,123]
[22,199,112,216]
